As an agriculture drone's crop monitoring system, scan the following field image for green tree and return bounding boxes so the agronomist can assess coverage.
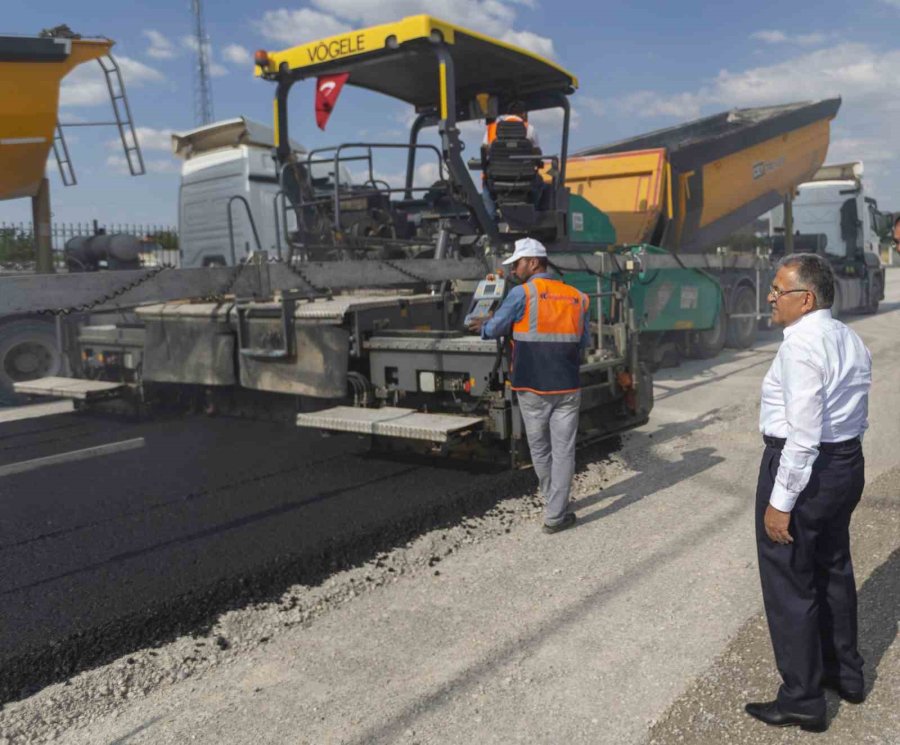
[147,230,179,252]
[0,228,35,263]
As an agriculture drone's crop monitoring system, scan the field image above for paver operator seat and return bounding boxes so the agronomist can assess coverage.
[484,119,543,208]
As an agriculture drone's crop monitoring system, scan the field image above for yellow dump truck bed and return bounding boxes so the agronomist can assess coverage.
[0,35,112,201]
[570,98,840,251]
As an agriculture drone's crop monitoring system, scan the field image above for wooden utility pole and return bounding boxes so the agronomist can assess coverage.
[32,178,55,273]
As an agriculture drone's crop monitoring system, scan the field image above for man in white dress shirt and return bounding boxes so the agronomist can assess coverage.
[745,253,872,733]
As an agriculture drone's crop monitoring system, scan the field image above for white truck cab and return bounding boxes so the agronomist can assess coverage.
[172,118,307,268]
[769,162,886,314]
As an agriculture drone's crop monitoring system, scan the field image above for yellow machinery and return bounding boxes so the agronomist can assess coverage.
[0,30,145,403]
[0,35,113,201]
[567,100,839,252]
[0,31,145,267]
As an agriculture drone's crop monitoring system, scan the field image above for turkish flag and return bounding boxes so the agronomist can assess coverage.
[315,73,349,130]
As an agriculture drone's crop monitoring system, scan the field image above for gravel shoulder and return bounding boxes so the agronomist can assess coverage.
[646,466,900,745]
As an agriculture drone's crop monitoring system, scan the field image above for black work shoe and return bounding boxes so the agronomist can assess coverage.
[744,701,827,732]
[542,512,576,534]
[822,678,866,704]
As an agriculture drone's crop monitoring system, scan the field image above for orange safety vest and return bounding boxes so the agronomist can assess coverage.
[510,277,589,395]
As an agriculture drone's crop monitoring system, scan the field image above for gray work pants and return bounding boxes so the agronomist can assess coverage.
[517,389,582,526]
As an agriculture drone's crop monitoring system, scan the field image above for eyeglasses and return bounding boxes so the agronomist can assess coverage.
[768,286,813,301]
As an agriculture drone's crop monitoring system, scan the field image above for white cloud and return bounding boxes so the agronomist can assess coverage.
[143,29,177,59]
[138,127,175,152]
[308,0,515,33]
[612,44,900,118]
[750,29,828,47]
[255,2,555,61]
[750,30,787,44]
[255,9,351,45]
[827,137,896,166]
[223,44,252,65]
[61,56,165,107]
[106,154,178,175]
[613,89,705,119]
[349,167,406,187]
[712,44,897,107]
[415,161,441,186]
[501,30,555,59]
[105,154,130,175]
[602,41,900,209]
[146,159,180,174]
[179,36,228,76]
[580,96,605,118]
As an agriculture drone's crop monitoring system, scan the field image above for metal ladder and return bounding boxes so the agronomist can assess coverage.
[52,124,77,186]
[97,54,146,176]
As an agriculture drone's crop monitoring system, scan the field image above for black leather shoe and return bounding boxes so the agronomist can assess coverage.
[822,678,866,704]
[744,701,827,732]
[542,512,576,534]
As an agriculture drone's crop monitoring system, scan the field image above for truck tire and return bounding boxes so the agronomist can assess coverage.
[831,284,843,319]
[686,310,726,359]
[862,275,882,315]
[0,319,63,405]
[725,285,758,349]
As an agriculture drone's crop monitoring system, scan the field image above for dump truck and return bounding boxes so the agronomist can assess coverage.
[0,29,144,402]
[565,99,860,366]
[0,16,857,464]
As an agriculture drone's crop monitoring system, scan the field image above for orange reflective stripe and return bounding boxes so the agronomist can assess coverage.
[511,385,581,395]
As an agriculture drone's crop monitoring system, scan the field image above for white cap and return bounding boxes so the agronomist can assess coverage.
[501,237,548,265]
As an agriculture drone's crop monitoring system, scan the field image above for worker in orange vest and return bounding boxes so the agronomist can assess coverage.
[480,102,541,220]
[467,237,590,534]
[482,101,540,150]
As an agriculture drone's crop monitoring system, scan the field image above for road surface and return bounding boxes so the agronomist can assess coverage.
[0,272,897,744]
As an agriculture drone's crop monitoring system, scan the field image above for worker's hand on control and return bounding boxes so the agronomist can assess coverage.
[466,312,492,333]
[764,505,793,544]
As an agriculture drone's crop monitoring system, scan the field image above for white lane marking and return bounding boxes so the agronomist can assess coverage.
[0,401,74,423]
[0,437,146,477]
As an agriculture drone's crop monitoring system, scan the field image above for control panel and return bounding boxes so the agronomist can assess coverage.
[464,275,507,328]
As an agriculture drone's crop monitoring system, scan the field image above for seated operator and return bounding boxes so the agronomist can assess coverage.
[480,101,541,219]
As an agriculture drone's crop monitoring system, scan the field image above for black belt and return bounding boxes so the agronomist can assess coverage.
[763,435,861,453]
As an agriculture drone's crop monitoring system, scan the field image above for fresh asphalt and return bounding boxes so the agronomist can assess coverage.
[0,409,524,700]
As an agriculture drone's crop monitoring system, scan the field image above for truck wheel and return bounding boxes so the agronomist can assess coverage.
[0,319,63,405]
[725,285,758,349]
[862,275,882,314]
[687,310,726,359]
[831,285,843,318]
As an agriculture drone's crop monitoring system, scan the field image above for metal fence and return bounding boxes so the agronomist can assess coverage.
[0,220,181,268]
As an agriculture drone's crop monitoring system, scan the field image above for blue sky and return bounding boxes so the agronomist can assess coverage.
[3,0,899,227]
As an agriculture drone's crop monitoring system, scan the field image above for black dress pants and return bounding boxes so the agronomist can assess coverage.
[755,438,865,716]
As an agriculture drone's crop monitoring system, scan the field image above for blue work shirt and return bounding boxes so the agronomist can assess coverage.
[481,273,592,350]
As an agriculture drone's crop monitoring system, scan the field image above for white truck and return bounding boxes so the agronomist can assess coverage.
[173,117,305,268]
[769,161,886,314]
